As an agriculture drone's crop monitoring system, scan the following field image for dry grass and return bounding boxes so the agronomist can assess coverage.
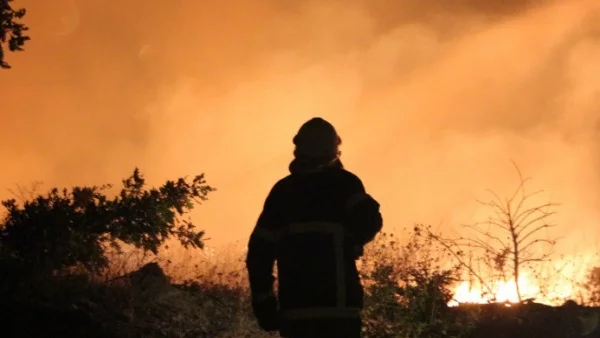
[9,230,598,338]
[98,240,266,337]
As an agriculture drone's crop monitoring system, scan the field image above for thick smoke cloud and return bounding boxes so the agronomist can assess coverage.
[2,0,600,251]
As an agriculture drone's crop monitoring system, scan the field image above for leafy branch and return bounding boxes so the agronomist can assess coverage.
[1,0,30,69]
[0,168,216,285]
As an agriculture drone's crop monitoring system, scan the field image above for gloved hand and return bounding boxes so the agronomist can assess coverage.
[252,294,280,332]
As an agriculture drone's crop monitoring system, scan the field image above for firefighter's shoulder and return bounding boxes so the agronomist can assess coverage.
[337,168,366,191]
[265,174,294,198]
[337,169,380,210]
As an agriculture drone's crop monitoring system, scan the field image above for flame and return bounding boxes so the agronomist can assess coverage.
[450,274,541,306]
[448,253,599,307]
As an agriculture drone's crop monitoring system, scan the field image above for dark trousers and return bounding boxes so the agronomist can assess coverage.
[280,318,362,338]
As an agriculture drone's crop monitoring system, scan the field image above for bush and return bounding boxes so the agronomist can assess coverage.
[359,225,473,338]
[0,168,214,298]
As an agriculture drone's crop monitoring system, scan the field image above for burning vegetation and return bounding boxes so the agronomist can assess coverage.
[1,167,600,338]
[3,1,600,337]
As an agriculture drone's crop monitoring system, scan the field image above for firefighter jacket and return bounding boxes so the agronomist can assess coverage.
[245,164,383,331]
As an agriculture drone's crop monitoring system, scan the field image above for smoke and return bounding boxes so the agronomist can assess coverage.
[2,0,600,251]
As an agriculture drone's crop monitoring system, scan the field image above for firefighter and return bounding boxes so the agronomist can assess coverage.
[246,117,383,338]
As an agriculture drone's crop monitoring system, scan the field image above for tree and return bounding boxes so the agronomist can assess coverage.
[431,161,559,303]
[0,168,215,289]
[1,0,29,69]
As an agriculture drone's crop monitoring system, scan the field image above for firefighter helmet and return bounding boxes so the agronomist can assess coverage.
[293,117,341,160]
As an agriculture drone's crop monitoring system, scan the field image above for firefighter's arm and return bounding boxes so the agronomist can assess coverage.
[345,179,383,247]
[245,186,280,332]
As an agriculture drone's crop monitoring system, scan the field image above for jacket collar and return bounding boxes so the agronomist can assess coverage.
[288,157,344,175]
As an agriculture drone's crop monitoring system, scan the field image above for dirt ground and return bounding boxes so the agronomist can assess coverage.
[450,301,600,338]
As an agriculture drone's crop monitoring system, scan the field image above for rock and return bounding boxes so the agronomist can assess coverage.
[127,262,169,292]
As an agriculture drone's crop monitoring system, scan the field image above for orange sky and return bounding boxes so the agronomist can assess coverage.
[2,0,600,253]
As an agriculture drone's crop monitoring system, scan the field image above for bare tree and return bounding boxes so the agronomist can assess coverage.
[431,161,559,303]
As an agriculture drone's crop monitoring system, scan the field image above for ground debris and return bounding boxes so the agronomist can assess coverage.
[449,300,600,338]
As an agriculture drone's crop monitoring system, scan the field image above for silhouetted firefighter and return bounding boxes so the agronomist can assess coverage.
[246,117,383,338]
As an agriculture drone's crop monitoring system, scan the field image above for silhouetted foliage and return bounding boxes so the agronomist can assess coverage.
[584,267,600,306]
[3,165,599,337]
[0,168,215,293]
[1,0,29,69]
[360,225,470,338]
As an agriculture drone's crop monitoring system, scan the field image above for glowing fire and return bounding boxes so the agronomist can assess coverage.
[448,254,598,307]
[450,274,541,306]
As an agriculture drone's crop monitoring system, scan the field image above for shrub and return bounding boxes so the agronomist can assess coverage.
[0,168,214,298]
[359,225,472,338]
